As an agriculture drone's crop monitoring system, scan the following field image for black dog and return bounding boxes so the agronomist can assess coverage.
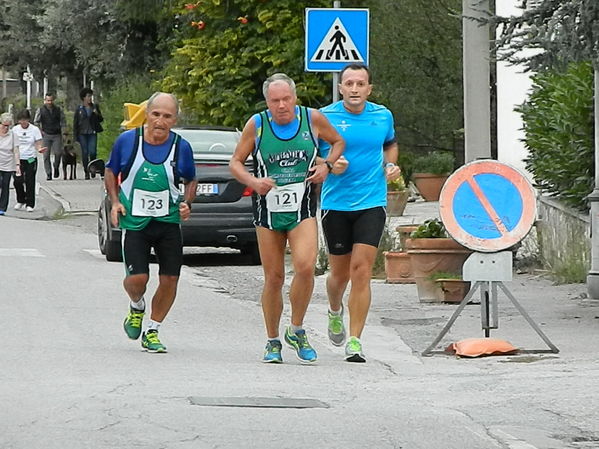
[62,138,77,180]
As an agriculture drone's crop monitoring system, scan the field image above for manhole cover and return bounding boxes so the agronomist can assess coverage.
[188,396,329,409]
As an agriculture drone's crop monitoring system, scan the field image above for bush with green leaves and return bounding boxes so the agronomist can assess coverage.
[161,0,331,128]
[516,61,594,211]
[96,75,157,161]
[410,218,448,238]
[412,151,455,175]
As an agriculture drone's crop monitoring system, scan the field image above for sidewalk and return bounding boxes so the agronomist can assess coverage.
[2,156,102,220]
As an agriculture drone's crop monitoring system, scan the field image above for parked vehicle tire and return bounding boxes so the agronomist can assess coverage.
[241,243,261,265]
[98,200,123,262]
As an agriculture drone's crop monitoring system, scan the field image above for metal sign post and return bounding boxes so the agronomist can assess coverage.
[422,160,559,356]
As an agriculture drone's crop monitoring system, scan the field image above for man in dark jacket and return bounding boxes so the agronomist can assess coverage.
[34,93,66,180]
[73,87,104,179]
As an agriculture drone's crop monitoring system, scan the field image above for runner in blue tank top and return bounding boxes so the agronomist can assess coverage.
[319,64,402,362]
[230,73,345,364]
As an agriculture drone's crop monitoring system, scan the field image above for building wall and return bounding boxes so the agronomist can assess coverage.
[495,2,534,181]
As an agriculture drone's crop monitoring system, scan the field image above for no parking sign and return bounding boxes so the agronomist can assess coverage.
[439,160,536,252]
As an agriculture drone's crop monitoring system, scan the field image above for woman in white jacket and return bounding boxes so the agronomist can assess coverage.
[0,112,20,215]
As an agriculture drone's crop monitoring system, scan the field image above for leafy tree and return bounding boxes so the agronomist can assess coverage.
[362,0,464,158]
[161,0,332,127]
[0,0,172,99]
[493,0,599,70]
[492,1,598,210]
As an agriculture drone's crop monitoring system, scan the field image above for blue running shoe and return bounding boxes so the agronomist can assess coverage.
[284,326,317,364]
[263,340,283,363]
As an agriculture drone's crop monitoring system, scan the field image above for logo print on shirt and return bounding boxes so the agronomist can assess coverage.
[302,131,311,140]
[338,121,351,131]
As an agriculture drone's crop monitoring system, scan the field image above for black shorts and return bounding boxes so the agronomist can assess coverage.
[321,207,387,255]
[122,220,183,276]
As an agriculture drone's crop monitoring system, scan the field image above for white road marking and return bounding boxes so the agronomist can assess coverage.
[0,248,45,257]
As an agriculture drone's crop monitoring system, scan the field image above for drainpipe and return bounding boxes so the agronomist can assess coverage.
[588,68,599,299]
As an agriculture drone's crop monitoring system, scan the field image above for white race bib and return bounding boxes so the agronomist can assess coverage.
[132,189,169,217]
[265,183,305,213]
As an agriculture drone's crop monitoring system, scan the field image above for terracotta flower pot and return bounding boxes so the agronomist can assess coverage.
[412,173,449,201]
[406,238,472,303]
[386,190,409,216]
[436,279,471,303]
[383,251,415,283]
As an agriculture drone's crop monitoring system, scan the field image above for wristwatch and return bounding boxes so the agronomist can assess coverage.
[185,200,193,211]
[325,160,334,172]
[385,162,397,169]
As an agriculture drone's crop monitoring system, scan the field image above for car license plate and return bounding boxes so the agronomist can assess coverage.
[197,183,218,195]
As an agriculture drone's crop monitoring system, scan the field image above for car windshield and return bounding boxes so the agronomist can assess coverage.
[175,129,238,157]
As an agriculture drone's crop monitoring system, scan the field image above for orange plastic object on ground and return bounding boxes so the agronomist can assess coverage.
[446,338,518,357]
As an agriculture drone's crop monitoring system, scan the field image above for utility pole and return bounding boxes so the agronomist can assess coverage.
[587,69,599,298]
[463,0,492,162]
[332,0,340,103]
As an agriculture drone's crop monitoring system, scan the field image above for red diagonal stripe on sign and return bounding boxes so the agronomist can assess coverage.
[466,175,509,235]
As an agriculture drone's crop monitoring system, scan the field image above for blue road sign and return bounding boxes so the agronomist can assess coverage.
[439,161,536,252]
[305,8,369,72]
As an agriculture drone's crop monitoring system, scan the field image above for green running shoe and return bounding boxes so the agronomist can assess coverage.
[141,330,167,353]
[284,326,317,364]
[345,336,366,363]
[263,340,283,363]
[123,307,145,340]
[328,305,346,346]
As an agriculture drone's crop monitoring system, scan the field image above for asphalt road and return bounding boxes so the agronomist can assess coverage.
[1,212,598,449]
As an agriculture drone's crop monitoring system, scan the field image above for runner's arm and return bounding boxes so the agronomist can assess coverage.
[307,110,345,183]
[229,118,275,195]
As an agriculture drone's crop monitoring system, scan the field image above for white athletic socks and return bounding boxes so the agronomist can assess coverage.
[130,297,146,311]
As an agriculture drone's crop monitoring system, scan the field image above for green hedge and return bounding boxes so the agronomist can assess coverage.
[517,61,594,211]
[96,75,157,161]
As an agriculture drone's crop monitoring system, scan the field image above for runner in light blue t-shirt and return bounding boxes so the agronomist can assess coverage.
[318,64,402,363]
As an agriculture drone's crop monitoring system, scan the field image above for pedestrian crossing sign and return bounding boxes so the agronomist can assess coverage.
[305,8,369,72]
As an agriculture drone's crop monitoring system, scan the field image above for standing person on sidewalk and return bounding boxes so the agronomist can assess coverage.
[319,63,401,362]
[13,109,46,212]
[34,92,66,180]
[230,73,345,364]
[0,113,20,215]
[104,92,197,353]
[73,87,104,179]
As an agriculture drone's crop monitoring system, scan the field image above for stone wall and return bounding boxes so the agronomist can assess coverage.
[535,195,590,282]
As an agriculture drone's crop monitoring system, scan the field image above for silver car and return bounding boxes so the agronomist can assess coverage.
[96,126,259,264]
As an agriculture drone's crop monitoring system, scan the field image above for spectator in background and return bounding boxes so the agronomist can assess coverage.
[34,92,66,181]
[13,109,46,212]
[0,112,20,215]
[73,87,104,179]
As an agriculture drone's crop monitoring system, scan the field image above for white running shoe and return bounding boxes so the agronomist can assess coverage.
[14,203,24,210]
[26,206,34,212]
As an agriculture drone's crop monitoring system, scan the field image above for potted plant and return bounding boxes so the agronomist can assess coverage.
[406,219,472,302]
[411,151,455,201]
[383,223,419,284]
[386,176,409,217]
[429,272,471,304]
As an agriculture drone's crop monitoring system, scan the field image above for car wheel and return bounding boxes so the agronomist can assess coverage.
[242,243,261,265]
[98,201,123,262]
[98,206,107,255]
[105,239,122,262]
